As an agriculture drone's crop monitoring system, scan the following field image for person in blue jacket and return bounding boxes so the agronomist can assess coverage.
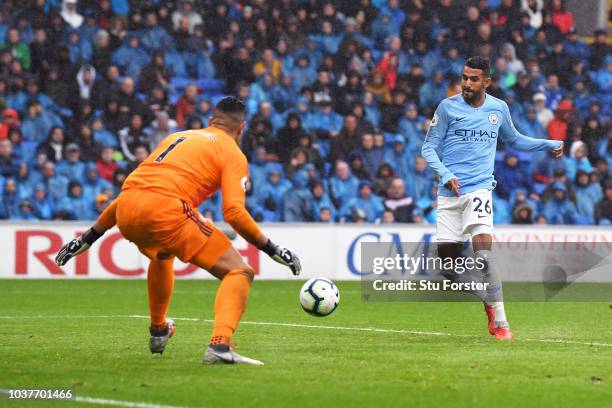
[543,182,578,225]
[339,180,384,223]
[574,170,603,224]
[257,162,292,221]
[31,183,54,220]
[57,180,95,220]
[283,170,313,222]
[328,160,359,209]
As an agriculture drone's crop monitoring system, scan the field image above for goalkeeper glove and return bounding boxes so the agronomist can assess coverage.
[55,227,104,266]
[260,239,302,276]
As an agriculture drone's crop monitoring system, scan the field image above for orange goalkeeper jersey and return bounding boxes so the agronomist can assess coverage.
[121,126,262,243]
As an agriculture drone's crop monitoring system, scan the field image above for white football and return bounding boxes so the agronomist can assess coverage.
[299,278,340,317]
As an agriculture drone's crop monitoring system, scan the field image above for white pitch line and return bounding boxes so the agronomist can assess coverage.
[1,314,611,347]
[74,396,190,408]
[0,390,189,408]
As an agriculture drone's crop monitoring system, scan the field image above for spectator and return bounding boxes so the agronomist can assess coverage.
[57,180,94,220]
[40,161,68,205]
[329,160,359,209]
[83,162,112,200]
[37,126,66,163]
[118,114,149,162]
[171,0,202,33]
[365,70,391,104]
[283,170,312,222]
[349,153,372,182]
[383,177,415,223]
[543,182,578,224]
[175,84,198,129]
[3,28,30,70]
[419,71,447,110]
[533,92,554,128]
[496,150,531,200]
[339,181,384,222]
[60,0,83,29]
[310,180,336,222]
[575,170,603,224]
[550,0,575,34]
[568,140,593,180]
[31,184,53,220]
[594,180,612,225]
[0,138,18,178]
[589,29,610,70]
[547,99,572,144]
[111,34,149,79]
[384,135,409,182]
[96,146,119,184]
[56,143,86,183]
[406,156,433,203]
[139,51,171,95]
[125,144,149,174]
[521,0,544,29]
[76,65,96,101]
[148,111,177,151]
[21,100,63,144]
[257,163,291,221]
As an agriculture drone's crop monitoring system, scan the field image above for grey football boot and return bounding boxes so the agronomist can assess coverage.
[149,319,176,354]
[204,344,264,365]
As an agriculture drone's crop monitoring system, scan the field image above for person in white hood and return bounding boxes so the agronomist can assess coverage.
[61,0,84,29]
[502,43,525,75]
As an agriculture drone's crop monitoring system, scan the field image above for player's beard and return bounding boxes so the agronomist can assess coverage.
[462,88,483,104]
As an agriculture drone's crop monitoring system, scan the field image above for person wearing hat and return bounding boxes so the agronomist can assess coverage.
[56,143,86,184]
[594,179,612,225]
[543,181,578,224]
[516,103,546,139]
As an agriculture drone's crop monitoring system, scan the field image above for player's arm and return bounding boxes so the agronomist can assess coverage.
[55,200,118,266]
[221,153,301,275]
[421,102,461,196]
[499,103,563,157]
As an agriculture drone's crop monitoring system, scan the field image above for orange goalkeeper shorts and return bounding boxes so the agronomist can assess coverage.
[115,189,231,268]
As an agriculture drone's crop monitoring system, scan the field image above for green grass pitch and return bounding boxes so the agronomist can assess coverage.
[1,280,611,408]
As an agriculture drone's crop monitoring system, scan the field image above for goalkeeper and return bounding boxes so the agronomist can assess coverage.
[55,97,301,365]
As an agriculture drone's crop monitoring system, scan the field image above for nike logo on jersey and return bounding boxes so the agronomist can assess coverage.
[454,117,465,122]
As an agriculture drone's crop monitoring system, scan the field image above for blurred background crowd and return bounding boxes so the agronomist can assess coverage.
[0,0,609,225]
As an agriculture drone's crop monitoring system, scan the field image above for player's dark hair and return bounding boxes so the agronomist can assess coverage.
[215,96,246,117]
[465,56,491,76]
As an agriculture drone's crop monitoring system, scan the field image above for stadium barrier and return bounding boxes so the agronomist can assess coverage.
[0,222,610,281]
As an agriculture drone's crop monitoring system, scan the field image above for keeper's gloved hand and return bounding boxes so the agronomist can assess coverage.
[55,227,104,266]
[260,239,302,276]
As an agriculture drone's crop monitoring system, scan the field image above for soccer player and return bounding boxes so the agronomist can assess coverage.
[55,97,301,364]
[421,57,563,340]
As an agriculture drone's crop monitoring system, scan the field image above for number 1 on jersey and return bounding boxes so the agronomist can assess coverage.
[155,137,187,162]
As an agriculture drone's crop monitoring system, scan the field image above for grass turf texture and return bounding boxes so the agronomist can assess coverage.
[1,280,610,408]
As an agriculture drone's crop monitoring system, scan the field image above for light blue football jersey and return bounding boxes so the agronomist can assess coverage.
[421,93,561,197]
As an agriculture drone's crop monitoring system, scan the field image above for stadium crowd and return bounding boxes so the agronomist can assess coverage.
[0,0,610,225]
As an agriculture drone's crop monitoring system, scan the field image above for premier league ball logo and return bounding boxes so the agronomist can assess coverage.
[488,113,499,125]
